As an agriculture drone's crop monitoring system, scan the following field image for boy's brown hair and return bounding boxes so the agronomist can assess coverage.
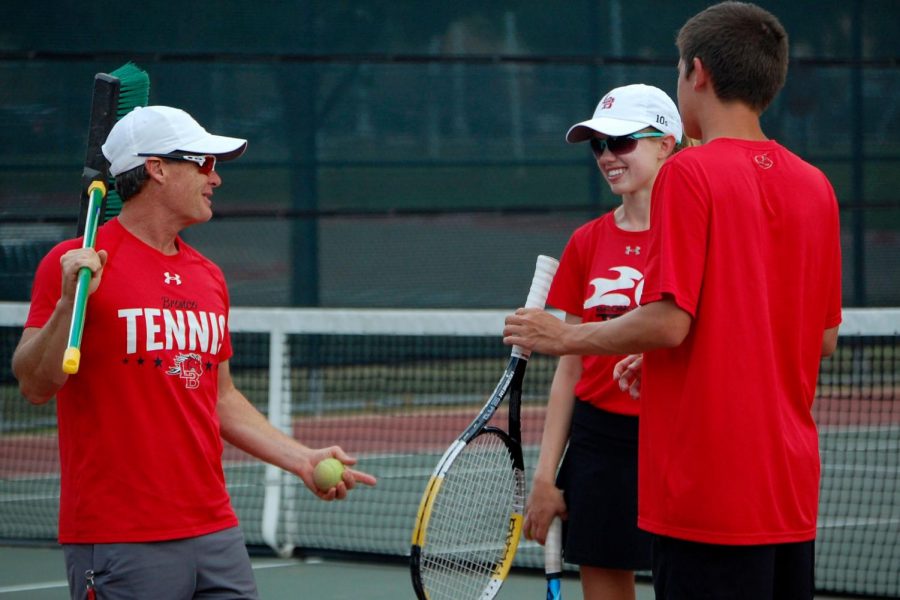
[677,1,789,113]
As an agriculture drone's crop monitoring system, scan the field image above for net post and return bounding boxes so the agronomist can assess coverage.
[261,328,295,557]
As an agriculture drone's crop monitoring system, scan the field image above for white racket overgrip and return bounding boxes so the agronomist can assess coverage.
[512,254,559,359]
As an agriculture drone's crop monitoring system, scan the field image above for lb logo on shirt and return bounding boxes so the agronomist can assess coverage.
[167,353,204,389]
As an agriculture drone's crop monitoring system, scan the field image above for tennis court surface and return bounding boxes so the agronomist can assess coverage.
[0,545,870,599]
[1,304,897,598]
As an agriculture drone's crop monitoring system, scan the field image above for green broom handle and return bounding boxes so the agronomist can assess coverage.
[62,180,106,374]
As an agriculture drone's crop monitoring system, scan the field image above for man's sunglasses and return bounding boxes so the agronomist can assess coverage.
[138,153,217,174]
[589,132,665,157]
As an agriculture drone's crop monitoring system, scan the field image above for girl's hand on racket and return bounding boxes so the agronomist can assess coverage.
[613,353,643,400]
[301,446,377,501]
[59,248,108,300]
[524,477,567,545]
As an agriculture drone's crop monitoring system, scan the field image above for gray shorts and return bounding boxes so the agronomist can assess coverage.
[63,526,259,600]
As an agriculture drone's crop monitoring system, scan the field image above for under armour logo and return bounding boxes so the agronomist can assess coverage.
[164,272,182,285]
[625,246,641,255]
[754,154,774,169]
[601,95,615,110]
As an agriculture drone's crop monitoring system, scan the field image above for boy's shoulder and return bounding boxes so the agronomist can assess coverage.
[669,138,805,167]
[664,141,725,171]
[665,139,833,195]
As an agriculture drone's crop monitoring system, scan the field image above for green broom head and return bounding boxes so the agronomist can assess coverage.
[110,62,150,118]
[105,62,150,219]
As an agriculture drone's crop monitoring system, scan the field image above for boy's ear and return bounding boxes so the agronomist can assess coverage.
[691,56,710,91]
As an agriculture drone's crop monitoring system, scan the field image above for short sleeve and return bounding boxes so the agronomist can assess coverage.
[641,158,710,317]
[547,231,586,316]
[24,242,75,329]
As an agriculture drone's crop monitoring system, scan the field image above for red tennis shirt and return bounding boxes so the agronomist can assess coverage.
[26,218,239,543]
[639,139,842,545]
[548,211,649,416]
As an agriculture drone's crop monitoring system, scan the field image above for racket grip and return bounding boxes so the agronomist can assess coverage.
[524,255,559,310]
[511,255,559,359]
[544,516,563,574]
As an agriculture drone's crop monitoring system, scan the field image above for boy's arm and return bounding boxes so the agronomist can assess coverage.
[821,325,839,357]
[503,298,692,356]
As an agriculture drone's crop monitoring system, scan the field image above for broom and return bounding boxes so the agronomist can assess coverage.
[63,63,150,375]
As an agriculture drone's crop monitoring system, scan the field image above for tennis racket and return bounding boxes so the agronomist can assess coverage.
[544,516,563,600]
[410,254,559,600]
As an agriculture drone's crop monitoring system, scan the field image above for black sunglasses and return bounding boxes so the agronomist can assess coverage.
[589,132,665,157]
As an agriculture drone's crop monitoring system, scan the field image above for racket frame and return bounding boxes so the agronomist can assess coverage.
[410,254,558,600]
[410,357,528,600]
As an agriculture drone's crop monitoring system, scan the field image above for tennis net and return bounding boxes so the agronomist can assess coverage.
[0,303,897,597]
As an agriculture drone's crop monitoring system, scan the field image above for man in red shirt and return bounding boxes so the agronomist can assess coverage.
[13,105,376,599]
[503,3,841,598]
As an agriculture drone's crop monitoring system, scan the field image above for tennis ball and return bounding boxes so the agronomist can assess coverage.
[313,458,345,491]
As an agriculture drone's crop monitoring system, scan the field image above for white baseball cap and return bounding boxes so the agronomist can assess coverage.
[102,105,248,176]
[565,84,682,143]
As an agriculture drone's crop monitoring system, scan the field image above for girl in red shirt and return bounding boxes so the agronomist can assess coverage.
[523,83,683,600]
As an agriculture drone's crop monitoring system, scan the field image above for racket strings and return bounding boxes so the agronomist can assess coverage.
[420,432,522,600]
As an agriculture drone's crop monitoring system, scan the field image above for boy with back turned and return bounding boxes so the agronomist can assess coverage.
[503,3,842,598]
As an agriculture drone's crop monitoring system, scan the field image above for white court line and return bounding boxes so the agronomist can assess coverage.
[251,561,297,570]
[0,560,299,594]
[0,581,68,594]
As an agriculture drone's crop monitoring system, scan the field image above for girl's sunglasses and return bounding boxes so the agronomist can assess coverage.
[589,132,665,157]
[138,152,217,174]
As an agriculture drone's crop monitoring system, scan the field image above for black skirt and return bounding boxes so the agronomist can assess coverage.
[555,400,652,570]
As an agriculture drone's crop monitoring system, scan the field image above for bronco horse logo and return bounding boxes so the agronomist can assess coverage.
[167,353,204,389]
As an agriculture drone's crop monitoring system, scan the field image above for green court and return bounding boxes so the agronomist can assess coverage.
[0,544,867,600]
